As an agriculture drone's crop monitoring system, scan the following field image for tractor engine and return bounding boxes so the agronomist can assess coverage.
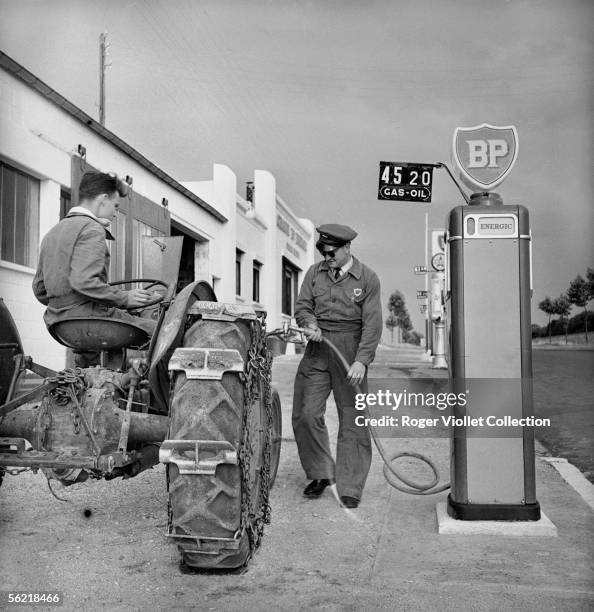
[0,364,168,484]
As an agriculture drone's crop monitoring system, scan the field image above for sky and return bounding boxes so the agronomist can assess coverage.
[0,0,592,330]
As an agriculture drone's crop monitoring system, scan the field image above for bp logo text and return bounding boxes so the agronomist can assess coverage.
[453,123,518,190]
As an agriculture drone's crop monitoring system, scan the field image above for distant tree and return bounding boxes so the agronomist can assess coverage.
[398,311,413,342]
[552,294,571,344]
[586,269,593,297]
[538,296,556,343]
[385,313,398,344]
[387,290,417,344]
[388,291,406,317]
[387,291,406,343]
[566,274,594,343]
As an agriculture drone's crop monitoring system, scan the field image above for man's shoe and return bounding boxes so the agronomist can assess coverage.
[340,496,359,509]
[303,479,334,498]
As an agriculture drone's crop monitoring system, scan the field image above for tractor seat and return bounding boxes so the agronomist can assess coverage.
[49,318,150,352]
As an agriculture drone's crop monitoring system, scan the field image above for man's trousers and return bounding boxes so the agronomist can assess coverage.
[292,329,372,500]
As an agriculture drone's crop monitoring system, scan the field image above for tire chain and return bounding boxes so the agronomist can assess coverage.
[47,368,85,434]
[239,313,274,563]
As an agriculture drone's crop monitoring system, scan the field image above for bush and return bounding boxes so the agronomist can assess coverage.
[567,310,594,334]
[532,310,594,338]
[404,330,422,345]
[531,324,546,338]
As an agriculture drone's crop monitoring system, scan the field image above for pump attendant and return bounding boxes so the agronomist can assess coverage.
[292,223,382,508]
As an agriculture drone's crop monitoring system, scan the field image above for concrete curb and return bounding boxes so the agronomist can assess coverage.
[543,457,594,511]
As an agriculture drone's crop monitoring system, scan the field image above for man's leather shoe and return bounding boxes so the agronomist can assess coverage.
[303,479,334,498]
[340,495,359,508]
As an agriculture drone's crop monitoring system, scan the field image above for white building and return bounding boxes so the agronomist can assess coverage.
[0,51,314,368]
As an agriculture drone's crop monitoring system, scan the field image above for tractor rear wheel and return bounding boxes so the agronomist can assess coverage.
[166,317,277,570]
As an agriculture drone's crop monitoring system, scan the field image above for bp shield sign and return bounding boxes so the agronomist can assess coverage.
[452,123,518,190]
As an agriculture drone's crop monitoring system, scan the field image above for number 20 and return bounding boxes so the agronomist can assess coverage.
[410,170,431,186]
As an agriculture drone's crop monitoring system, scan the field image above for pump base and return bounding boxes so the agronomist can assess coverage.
[447,494,541,521]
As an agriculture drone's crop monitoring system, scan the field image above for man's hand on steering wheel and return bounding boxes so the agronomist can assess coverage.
[125,288,155,308]
[109,279,168,310]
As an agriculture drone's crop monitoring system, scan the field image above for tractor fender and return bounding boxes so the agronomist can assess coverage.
[148,281,216,413]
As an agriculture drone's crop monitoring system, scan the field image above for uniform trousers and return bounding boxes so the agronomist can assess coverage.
[292,328,372,500]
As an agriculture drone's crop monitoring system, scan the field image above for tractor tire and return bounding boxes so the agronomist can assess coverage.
[166,318,275,570]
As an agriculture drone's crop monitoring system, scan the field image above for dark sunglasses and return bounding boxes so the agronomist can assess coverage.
[321,248,339,258]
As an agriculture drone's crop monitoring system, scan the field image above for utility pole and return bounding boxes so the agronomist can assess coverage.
[99,32,109,125]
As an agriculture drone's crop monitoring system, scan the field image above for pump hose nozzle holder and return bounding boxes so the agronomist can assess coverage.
[267,324,450,495]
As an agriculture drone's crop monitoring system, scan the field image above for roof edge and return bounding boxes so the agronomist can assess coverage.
[0,51,227,223]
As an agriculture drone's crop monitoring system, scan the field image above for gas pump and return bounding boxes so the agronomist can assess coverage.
[428,230,447,368]
[445,125,540,520]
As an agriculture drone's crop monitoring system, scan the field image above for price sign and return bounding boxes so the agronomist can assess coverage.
[378,162,434,202]
[414,265,427,274]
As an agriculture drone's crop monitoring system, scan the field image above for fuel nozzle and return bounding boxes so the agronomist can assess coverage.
[267,322,306,343]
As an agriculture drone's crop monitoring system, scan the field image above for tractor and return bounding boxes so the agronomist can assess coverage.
[0,236,282,570]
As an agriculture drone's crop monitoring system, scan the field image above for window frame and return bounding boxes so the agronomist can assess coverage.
[236,248,244,297]
[252,260,262,303]
[281,257,300,316]
[0,160,40,269]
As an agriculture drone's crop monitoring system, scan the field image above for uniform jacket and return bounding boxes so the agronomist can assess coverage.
[32,211,129,324]
[295,256,382,366]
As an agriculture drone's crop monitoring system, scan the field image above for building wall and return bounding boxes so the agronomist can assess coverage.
[0,63,314,369]
[235,198,267,305]
[184,167,315,332]
[275,193,315,321]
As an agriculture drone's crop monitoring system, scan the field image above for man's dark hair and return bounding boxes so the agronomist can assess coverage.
[78,172,119,201]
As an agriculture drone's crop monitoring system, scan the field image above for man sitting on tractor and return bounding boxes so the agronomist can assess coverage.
[33,171,157,365]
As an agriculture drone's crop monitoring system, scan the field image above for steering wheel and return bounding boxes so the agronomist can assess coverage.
[109,278,168,309]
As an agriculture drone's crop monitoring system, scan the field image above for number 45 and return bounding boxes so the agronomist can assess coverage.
[381,165,402,184]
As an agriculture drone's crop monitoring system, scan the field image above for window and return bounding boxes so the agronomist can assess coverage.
[282,257,300,316]
[246,181,254,202]
[253,261,262,302]
[0,161,40,268]
[236,249,244,296]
